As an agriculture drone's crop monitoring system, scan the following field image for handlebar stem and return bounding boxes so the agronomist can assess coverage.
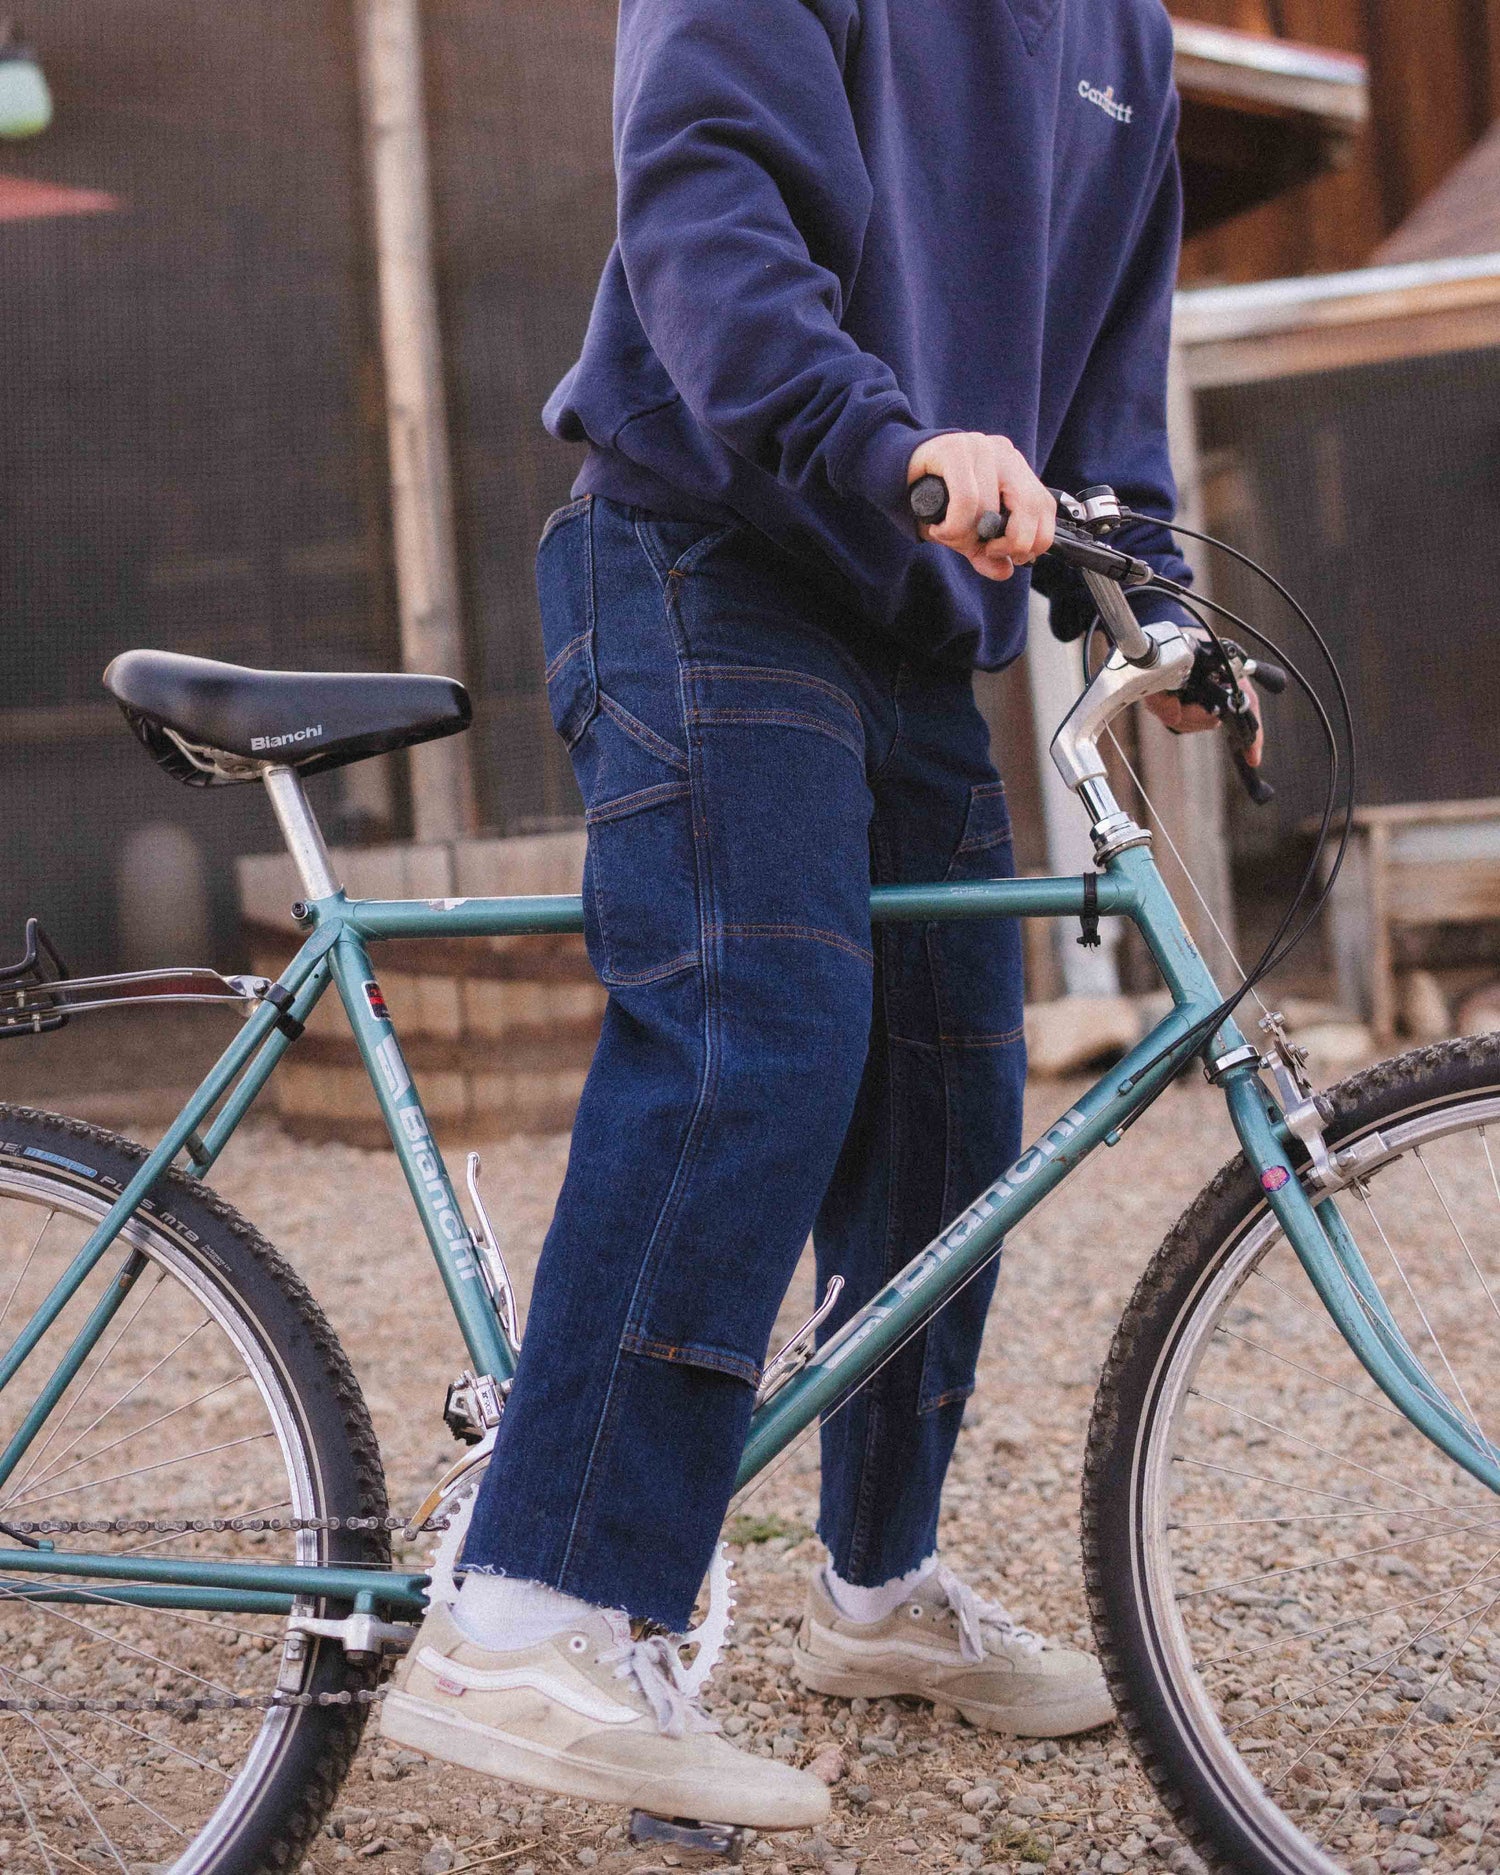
[1050,621,1195,827]
[1082,568,1156,665]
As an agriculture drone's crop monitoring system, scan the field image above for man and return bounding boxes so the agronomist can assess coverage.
[383,0,1243,1830]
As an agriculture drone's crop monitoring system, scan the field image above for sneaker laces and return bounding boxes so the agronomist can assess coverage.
[600,1631,719,1739]
[933,1564,1045,1665]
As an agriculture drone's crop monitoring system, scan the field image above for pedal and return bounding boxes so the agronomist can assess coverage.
[628,1811,746,1863]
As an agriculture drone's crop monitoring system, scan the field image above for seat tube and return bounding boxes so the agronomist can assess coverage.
[328,929,515,1384]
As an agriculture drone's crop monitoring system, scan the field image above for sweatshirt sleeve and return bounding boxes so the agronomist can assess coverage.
[1033,114,1198,643]
[611,0,941,533]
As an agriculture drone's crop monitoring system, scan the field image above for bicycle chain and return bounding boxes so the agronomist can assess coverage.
[0,1512,447,1718]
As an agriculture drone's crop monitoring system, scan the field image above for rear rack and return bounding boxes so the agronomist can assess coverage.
[0,918,270,1038]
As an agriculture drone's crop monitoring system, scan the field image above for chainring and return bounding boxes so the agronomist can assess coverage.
[675,1541,735,1696]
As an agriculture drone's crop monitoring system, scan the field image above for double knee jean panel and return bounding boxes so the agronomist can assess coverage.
[461,496,1026,1628]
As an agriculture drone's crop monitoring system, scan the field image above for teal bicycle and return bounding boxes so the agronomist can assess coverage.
[0,480,1493,1875]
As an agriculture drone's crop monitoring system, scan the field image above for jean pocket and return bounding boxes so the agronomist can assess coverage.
[584,778,700,989]
[945,780,1013,882]
[536,500,598,748]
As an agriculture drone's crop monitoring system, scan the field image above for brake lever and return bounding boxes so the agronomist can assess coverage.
[1177,635,1275,805]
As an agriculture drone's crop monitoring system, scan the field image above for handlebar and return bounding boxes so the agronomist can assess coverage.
[909,474,1286,807]
[908,474,1152,584]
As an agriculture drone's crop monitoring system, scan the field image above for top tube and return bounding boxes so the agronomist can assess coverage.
[341,873,1139,944]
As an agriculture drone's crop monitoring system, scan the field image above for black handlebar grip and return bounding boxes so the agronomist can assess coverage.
[908,475,949,526]
[1245,657,1289,697]
[908,475,1012,542]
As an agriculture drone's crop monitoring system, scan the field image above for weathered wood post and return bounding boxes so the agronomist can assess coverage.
[1136,337,1238,974]
[355,0,476,842]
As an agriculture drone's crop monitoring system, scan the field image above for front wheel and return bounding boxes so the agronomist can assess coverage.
[1085,1036,1500,1874]
[0,1104,391,1873]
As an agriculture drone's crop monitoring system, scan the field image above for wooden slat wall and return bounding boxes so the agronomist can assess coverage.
[1174,1,1500,282]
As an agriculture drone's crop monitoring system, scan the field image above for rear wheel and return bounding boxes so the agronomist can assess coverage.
[0,1104,390,1873]
[1085,1037,1500,1874]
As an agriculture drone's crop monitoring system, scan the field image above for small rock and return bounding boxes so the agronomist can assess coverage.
[808,1746,846,1786]
[825,1863,859,1875]
[419,1849,453,1875]
[892,1840,921,1856]
[1100,1854,1131,1874]
[576,1853,598,1870]
[847,1784,871,1806]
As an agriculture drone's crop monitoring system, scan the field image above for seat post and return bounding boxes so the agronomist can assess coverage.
[262,766,343,902]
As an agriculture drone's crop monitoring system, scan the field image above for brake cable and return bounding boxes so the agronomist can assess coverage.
[1076,508,1358,1087]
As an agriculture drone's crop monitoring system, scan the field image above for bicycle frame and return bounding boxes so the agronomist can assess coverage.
[3,750,1496,1621]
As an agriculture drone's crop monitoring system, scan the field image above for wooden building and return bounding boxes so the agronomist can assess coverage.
[0,2,1497,987]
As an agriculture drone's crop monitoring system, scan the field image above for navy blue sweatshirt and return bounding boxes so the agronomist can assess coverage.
[545,0,1195,669]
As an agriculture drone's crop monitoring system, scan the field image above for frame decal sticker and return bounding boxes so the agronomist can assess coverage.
[375,1034,410,1100]
[363,979,391,1022]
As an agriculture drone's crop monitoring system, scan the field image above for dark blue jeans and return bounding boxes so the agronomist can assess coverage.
[463,497,1026,1630]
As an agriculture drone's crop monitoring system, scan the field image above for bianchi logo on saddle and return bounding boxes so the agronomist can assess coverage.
[1078,78,1134,123]
[250,724,323,752]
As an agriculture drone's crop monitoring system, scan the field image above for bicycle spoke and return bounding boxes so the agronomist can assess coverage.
[6,1267,165,1505]
[1214,1324,1407,1422]
[1354,1182,1488,1448]
[15,1709,134,1871]
[1415,1142,1500,1333]
[7,1313,211,1505]
[4,1428,276,1513]
[19,1371,250,1503]
[0,1729,59,1875]
[0,1210,54,1347]
[1186,1390,1454,1510]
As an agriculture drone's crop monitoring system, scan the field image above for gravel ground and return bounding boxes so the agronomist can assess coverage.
[29,1025,1496,1875]
[156,1072,1243,1875]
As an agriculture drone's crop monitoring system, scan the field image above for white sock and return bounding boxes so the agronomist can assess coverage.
[824,1553,939,1625]
[453,1573,602,1652]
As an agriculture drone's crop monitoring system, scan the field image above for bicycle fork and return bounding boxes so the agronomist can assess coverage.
[1223,1065,1500,1498]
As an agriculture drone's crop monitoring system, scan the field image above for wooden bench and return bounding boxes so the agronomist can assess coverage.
[1323,799,1500,1043]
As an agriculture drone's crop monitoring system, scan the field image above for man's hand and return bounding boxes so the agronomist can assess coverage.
[1144,629,1265,767]
[908,433,1056,582]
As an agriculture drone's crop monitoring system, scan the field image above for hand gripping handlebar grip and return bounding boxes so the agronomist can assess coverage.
[908,475,1146,580]
[908,474,1010,541]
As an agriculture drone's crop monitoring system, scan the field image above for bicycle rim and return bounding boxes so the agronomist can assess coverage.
[1119,1069,1500,1872]
[0,1143,360,1872]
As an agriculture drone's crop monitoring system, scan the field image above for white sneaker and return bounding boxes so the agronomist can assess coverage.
[381,1603,831,1829]
[791,1564,1114,1738]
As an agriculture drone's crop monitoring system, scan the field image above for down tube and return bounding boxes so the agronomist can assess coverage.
[328,932,514,1385]
[736,1002,1210,1486]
